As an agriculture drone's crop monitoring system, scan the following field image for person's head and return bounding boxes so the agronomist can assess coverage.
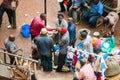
[9,35,15,42]
[80,59,86,67]
[103,17,109,26]
[57,13,64,21]
[40,13,46,20]
[68,17,73,24]
[93,0,99,4]
[40,28,48,35]
[93,46,101,54]
[79,29,88,40]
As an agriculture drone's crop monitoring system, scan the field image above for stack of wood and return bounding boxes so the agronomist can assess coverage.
[8,57,34,80]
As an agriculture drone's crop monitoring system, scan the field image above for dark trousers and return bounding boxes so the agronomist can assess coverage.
[9,56,15,65]
[31,34,36,40]
[41,55,52,71]
[0,5,13,26]
[59,1,66,11]
[66,0,72,11]
[56,53,66,72]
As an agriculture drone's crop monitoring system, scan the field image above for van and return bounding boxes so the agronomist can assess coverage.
[101,0,120,13]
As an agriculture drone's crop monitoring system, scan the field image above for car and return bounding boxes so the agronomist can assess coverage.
[101,0,120,13]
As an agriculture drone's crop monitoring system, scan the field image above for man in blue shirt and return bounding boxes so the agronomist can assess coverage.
[84,0,103,28]
[34,28,54,71]
[67,17,76,48]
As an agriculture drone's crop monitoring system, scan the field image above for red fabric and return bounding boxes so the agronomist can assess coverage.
[58,27,67,33]
[89,55,94,62]
[1,0,13,9]
[46,27,56,31]
[64,0,68,5]
[30,17,45,37]
[72,50,78,66]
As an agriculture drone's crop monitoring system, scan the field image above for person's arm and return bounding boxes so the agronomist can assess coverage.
[13,0,19,10]
[11,48,23,54]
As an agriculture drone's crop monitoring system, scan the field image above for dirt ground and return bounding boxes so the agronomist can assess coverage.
[0,0,120,80]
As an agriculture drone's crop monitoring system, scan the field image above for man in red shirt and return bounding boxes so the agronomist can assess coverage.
[0,0,19,28]
[30,13,46,40]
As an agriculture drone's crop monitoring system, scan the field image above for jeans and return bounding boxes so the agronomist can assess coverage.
[41,55,52,71]
[84,10,100,27]
[0,5,13,26]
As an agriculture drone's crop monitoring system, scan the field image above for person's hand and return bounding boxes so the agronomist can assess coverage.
[19,48,23,52]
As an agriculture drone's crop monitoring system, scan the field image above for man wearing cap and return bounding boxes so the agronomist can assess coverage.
[4,35,22,64]
[34,28,54,71]
[56,27,70,72]
[103,11,119,35]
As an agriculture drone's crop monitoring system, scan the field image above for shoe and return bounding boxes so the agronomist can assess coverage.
[7,25,12,29]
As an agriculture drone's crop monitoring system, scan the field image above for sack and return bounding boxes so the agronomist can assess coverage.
[105,56,120,77]
[100,37,115,53]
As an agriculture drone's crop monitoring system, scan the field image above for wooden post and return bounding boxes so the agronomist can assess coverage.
[44,0,47,26]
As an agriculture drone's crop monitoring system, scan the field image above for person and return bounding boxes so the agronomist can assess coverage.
[4,35,22,65]
[67,17,76,48]
[73,59,96,80]
[68,0,85,22]
[30,13,46,40]
[54,13,68,44]
[34,28,54,71]
[84,0,103,28]
[78,29,93,53]
[0,0,19,28]
[56,27,69,72]
[58,0,66,12]
[103,11,119,35]
[55,13,68,28]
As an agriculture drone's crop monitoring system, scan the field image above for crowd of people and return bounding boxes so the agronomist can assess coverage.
[1,0,120,80]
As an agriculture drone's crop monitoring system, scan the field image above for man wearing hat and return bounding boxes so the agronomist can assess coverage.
[34,28,54,71]
[56,27,70,72]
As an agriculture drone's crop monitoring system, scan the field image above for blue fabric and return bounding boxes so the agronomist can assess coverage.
[72,0,85,7]
[68,23,76,45]
[90,1,103,15]
[77,42,83,50]
[54,45,60,51]
[103,53,109,60]
[118,52,120,56]
[84,10,100,27]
